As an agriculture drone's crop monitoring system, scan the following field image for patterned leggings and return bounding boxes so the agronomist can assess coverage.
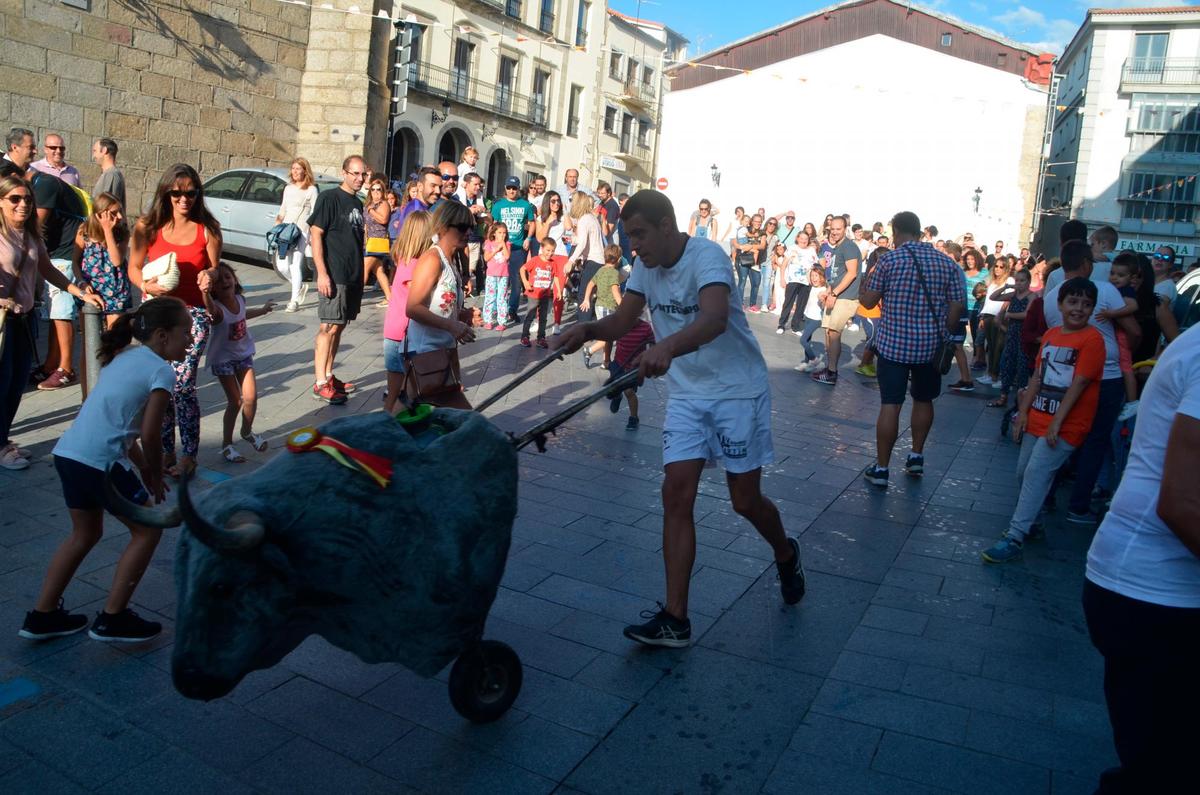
[482,275,509,325]
[162,305,211,458]
[998,320,1028,395]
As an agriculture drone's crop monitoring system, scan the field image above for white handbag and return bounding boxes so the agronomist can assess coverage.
[142,251,180,296]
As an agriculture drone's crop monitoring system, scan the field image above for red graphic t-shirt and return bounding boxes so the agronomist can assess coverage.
[522,258,555,300]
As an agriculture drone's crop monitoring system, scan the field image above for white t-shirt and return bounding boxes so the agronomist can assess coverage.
[1042,278,1125,380]
[1043,259,1113,293]
[625,236,769,399]
[786,246,818,284]
[803,285,826,320]
[53,345,175,470]
[980,277,1015,316]
[1086,326,1200,607]
[1155,278,1178,303]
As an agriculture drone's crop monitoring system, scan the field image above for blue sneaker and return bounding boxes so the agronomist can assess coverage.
[862,464,889,488]
[981,537,1023,564]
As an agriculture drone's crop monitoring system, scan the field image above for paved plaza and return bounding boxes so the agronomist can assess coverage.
[0,261,1114,793]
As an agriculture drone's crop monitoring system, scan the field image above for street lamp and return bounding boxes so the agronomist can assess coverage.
[710,164,720,188]
[972,186,982,215]
[431,96,450,128]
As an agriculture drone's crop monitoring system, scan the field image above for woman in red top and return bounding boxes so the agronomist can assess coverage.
[128,164,222,478]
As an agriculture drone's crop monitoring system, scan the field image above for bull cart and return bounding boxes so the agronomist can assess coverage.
[392,355,639,722]
[109,355,637,724]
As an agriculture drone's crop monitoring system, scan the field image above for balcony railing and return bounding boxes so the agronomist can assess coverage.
[1121,58,1200,88]
[619,76,656,107]
[409,62,548,128]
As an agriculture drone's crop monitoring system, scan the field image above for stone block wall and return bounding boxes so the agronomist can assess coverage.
[0,0,311,212]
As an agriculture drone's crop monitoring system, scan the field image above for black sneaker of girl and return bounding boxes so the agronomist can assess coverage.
[18,600,88,640]
[89,609,162,643]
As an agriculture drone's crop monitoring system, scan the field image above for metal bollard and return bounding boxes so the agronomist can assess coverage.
[81,303,102,401]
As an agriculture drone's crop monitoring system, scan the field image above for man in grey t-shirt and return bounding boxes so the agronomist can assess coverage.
[91,138,125,208]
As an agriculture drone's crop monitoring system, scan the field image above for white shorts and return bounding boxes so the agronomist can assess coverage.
[662,391,774,473]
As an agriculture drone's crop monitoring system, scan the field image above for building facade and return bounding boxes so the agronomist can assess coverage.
[1040,6,1200,261]
[0,0,683,212]
[658,0,1051,248]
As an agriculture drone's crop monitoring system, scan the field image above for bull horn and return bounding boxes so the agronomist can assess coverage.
[105,465,181,528]
[178,471,265,552]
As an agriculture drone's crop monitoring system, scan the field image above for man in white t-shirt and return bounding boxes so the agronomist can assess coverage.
[1042,240,1143,524]
[1083,323,1200,793]
[552,191,806,647]
[1044,225,1118,293]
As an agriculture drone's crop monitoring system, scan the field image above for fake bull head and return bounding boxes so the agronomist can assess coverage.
[109,410,519,701]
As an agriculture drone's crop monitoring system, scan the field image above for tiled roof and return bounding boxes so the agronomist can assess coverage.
[1090,6,1200,14]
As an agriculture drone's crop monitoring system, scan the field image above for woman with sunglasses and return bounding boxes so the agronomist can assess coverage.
[1,176,104,470]
[362,178,393,308]
[536,190,570,333]
[976,256,1015,389]
[128,164,222,479]
[403,202,476,409]
[688,200,716,240]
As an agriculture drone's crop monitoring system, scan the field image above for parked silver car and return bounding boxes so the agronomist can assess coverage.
[202,167,342,267]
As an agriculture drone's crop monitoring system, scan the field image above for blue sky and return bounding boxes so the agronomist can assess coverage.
[610,0,1190,59]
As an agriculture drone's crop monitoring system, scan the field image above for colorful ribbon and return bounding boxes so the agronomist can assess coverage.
[287,427,393,489]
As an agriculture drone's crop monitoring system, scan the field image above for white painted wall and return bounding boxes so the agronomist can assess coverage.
[657,34,1046,244]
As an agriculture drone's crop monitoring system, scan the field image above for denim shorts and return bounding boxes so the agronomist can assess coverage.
[384,338,406,373]
[48,258,78,321]
[211,355,254,377]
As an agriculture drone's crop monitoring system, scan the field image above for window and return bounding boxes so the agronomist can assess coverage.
[627,59,638,85]
[940,32,952,47]
[497,56,517,113]
[1130,32,1169,81]
[531,69,550,126]
[539,0,555,35]
[243,173,285,205]
[1128,93,1200,154]
[451,40,473,101]
[567,85,583,137]
[603,105,617,134]
[996,52,1006,68]
[642,65,654,86]
[609,51,622,79]
[636,118,650,148]
[574,1,589,47]
[506,0,522,21]
[619,112,633,152]
[1122,170,1198,224]
[203,172,249,200]
[407,24,425,84]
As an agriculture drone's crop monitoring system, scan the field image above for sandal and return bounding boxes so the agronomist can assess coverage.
[987,396,1009,408]
[241,432,268,452]
[221,444,246,463]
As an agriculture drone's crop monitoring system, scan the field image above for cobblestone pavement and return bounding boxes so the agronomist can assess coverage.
[0,261,1114,793]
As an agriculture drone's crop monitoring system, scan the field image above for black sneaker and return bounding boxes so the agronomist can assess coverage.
[89,609,162,643]
[777,537,807,605]
[905,453,924,477]
[626,416,639,431]
[623,604,691,648]
[949,380,975,393]
[863,464,889,488]
[18,600,88,640]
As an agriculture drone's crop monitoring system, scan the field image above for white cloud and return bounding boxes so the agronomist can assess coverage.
[992,5,1081,54]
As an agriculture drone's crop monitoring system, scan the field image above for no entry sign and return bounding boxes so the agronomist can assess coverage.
[656,177,668,190]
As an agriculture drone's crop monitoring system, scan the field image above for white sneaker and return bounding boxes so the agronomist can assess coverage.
[775,328,784,335]
[285,301,299,313]
[298,283,310,305]
[0,446,29,471]
[847,322,860,332]
[849,356,861,369]
[794,361,812,372]
[792,329,804,337]
[977,375,994,386]
[552,324,561,336]
[1117,400,1138,422]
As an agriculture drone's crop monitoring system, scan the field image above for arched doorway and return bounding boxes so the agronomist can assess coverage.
[486,149,509,201]
[389,126,421,183]
[437,127,471,166]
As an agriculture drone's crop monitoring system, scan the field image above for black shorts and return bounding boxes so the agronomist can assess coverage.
[948,317,968,344]
[317,281,363,325]
[876,354,941,405]
[54,455,148,512]
[606,362,640,394]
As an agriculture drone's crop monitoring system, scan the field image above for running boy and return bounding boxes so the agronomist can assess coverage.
[553,191,806,647]
[982,278,1106,563]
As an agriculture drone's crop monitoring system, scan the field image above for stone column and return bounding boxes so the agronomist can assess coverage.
[295,0,393,177]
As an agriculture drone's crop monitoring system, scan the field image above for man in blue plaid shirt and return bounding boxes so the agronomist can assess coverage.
[858,211,966,489]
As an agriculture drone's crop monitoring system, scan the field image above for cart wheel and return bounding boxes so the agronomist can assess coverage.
[449,640,522,723]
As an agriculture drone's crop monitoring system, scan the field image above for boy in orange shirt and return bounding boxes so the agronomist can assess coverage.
[983,277,1105,563]
[519,237,562,348]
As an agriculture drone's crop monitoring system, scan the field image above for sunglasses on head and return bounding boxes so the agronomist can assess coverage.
[4,193,32,204]
[168,189,199,199]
